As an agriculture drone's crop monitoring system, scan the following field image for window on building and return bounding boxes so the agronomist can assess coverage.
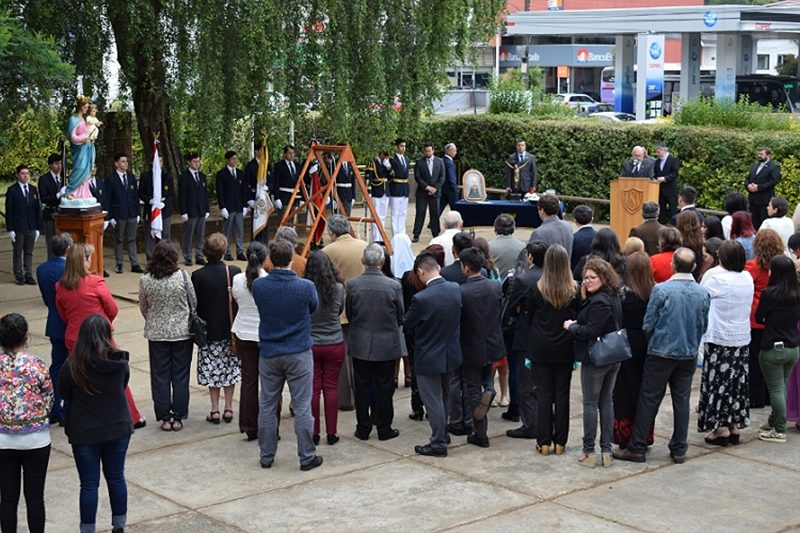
[757,54,770,70]
[777,55,789,67]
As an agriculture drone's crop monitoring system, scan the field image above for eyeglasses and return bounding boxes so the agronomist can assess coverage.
[583,275,599,281]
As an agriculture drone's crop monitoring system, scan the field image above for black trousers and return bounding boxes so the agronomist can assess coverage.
[439,187,458,215]
[0,445,50,533]
[533,362,573,447]
[11,230,35,281]
[404,330,424,414]
[750,199,769,230]
[412,192,440,238]
[517,352,538,436]
[749,328,770,407]
[463,364,493,439]
[658,191,677,225]
[148,339,193,421]
[236,336,261,436]
[353,358,396,436]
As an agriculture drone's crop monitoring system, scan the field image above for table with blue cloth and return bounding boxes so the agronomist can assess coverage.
[455,199,543,228]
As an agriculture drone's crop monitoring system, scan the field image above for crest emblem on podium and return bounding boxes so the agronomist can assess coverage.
[623,188,644,215]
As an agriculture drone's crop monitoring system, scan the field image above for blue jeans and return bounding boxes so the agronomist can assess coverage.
[71,436,130,533]
[258,350,316,466]
[49,338,68,419]
[581,362,621,454]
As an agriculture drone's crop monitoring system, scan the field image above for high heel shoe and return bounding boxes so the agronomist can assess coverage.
[729,433,740,445]
[578,452,596,468]
[555,444,566,455]
[704,429,730,447]
[602,452,613,467]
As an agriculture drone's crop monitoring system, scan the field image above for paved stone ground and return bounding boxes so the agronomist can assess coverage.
[2,209,800,532]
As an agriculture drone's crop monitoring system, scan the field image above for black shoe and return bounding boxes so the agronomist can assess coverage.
[729,434,741,445]
[131,264,143,273]
[445,434,451,444]
[354,430,370,441]
[415,444,447,457]
[409,411,424,421]
[501,411,520,422]
[379,429,400,441]
[467,433,490,448]
[411,236,420,243]
[103,270,110,278]
[133,419,147,429]
[612,448,646,463]
[327,434,340,445]
[300,455,324,471]
[260,460,273,469]
[246,432,258,441]
[670,452,687,464]
[184,260,193,266]
[115,264,124,274]
[313,434,320,445]
[447,424,469,436]
[195,258,207,265]
[224,252,233,261]
[506,427,536,439]
[25,277,36,285]
[14,278,24,285]
[237,253,247,261]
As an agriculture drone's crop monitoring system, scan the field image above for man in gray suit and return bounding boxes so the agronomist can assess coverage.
[405,253,462,457]
[412,143,446,243]
[620,145,655,178]
[528,195,573,263]
[346,244,404,441]
[489,214,526,278]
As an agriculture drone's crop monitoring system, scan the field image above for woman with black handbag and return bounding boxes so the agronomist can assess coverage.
[564,257,625,468]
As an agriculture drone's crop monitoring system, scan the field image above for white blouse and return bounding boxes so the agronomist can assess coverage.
[759,216,795,255]
[231,270,267,342]
[701,269,754,347]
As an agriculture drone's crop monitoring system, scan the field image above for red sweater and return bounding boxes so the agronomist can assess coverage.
[56,275,118,350]
[745,259,769,330]
[650,251,675,283]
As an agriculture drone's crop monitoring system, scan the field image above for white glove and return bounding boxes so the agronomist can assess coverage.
[8,231,15,243]
[110,219,117,228]
[247,200,255,209]
[149,198,156,205]
[204,212,210,220]
[274,199,283,210]
[243,207,248,217]
[382,159,391,170]
[34,231,40,242]
[156,202,165,210]
[220,207,229,219]
[136,216,141,224]
[181,213,189,222]
[103,221,110,231]
[57,186,67,199]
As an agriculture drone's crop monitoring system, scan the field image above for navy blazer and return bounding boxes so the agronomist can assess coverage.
[39,172,64,221]
[215,167,247,212]
[571,226,596,271]
[460,275,505,367]
[89,177,107,215]
[388,154,410,197]
[336,161,356,204]
[106,171,140,220]
[443,156,458,191]
[746,159,781,206]
[404,277,462,375]
[414,156,445,198]
[178,169,210,218]
[4,182,42,232]
[36,257,67,339]
[244,158,274,202]
[654,154,680,197]
[138,170,175,218]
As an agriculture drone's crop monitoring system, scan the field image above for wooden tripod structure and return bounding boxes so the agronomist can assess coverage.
[279,144,391,257]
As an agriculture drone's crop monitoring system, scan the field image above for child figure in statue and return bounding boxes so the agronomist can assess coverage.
[85,104,103,142]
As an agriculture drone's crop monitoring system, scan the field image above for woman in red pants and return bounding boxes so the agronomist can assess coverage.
[55,243,145,428]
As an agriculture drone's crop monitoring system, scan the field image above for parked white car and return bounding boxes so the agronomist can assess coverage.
[552,93,596,108]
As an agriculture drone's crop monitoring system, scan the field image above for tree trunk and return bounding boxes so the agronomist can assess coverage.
[106,1,182,183]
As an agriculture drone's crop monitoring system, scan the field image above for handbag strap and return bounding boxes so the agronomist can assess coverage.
[225,266,234,327]
[181,270,195,313]
[610,296,622,331]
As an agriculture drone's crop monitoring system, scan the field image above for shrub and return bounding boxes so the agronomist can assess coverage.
[488,69,531,114]
[673,96,794,131]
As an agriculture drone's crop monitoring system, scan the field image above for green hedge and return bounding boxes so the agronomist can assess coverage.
[417,114,800,213]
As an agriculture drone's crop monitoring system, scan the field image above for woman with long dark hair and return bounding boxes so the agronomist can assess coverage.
[138,240,196,432]
[613,251,655,449]
[59,314,133,533]
[755,255,800,443]
[573,228,626,281]
[698,240,754,446]
[305,251,346,445]
[0,313,52,533]
[676,210,705,278]
[231,241,269,440]
[702,216,725,241]
[722,191,748,239]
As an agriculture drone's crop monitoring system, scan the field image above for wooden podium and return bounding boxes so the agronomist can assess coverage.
[53,211,106,275]
[610,178,660,242]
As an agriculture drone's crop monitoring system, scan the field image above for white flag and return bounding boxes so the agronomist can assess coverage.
[150,142,163,240]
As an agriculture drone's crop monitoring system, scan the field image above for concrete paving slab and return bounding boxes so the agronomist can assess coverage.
[555,453,800,532]
[200,459,535,532]
[722,427,800,473]
[127,511,245,532]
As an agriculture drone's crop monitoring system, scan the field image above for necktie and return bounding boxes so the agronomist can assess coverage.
[519,153,523,163]
[757,163,765,174]
[22,184,28,199]
[290,161,296,178]
[230,168,236,178]
[54,174,60,187]
[400,157,405,171]
[91,179,96,190]
[427,158,433,175]
[634,163,640,174]
[120,173,127,188]
[194,171,199,184]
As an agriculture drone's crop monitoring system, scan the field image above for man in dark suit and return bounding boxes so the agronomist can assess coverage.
[346,244,404,441]
[106,152,142,274]
[273,145,301,213]
[571,205,596,271]
[244,141,273,244]
[335,159,356,215]
[459,247,505,448]
[505,139,538,196]
[139,153,175,260]
[630,201,665,256]
[178,152,210,266]
[746,146,781,229]
[38,153,65,259]
[669,186,704,227]
[620,146,655,178]
[440,231,474,285]
[88,168,110,277]
[440,143,458,214]
[412,143,445,243]
[216,150,248,261]
[404,253,462,457]
[388,138,410,237]
[36,232,72,423]
[5,164,42,284]
[653,144,681,225]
